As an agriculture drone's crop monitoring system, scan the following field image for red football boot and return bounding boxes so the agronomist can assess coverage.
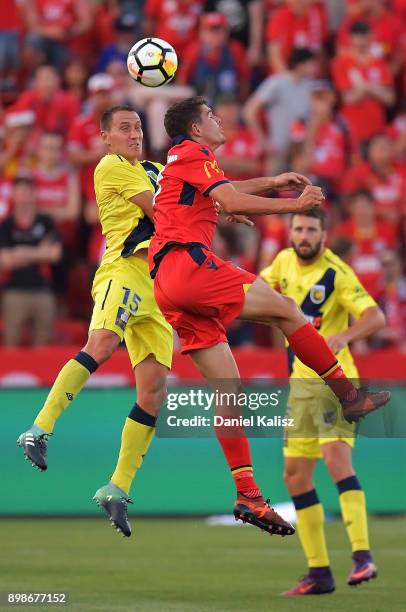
[233,492,295,536]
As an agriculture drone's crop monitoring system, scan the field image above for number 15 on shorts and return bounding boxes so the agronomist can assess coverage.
[122,286,141,313]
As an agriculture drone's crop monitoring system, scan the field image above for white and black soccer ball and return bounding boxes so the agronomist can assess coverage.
[127,37,178,88]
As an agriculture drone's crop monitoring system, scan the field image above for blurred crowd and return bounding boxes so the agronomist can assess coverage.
[0,0,406,351]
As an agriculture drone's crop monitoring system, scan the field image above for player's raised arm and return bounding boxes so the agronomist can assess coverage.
[211,183,324,216]
[129,189,154,222]
[231,172,312,196]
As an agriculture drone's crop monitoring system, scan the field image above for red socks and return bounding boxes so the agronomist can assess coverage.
[215,432,261,498]
[288,323,358,401]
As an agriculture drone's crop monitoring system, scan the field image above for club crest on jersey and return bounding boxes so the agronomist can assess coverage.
[310,284,326,304]
[204,159,220,178]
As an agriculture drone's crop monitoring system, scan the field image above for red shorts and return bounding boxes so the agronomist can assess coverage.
[153,246,256,353]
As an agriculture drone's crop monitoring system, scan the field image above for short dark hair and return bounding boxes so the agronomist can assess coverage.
[288,47,316,70]
[348,189,373,203]
[100,104,136,131]
[350,20,371,35]
[291,206,327,229]
[164,96,207,139]
[40,130,63,141]
[330,235,353,260]
[13,174,34,187]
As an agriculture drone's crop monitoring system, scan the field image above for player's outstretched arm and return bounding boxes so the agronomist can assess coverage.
[211,183,324,216]
[231,172,312,196]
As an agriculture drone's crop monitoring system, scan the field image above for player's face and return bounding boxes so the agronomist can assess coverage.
[290,215,326,261]
[102,110,143,162]
[195,105,226,149]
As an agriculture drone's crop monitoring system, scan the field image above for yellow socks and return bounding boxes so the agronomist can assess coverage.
[35,351,98,433]
[292,477,370,573]
[111,404,156,495]
[292,490,330,568]
[337,476,370,552]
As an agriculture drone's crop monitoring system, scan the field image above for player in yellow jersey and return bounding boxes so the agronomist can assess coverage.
[17,105,173,536]
[261,208,386,595]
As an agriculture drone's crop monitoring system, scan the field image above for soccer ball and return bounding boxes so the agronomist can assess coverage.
[127,38,178,88]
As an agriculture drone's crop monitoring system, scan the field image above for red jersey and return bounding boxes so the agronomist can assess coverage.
[150,137,229,274]
[33,165,78,246]
[337,12,402,60]
[144,0,203,56]
[394,0,406,20]
[67,112,103,201]
[266,3,327,63]
[260,215,288,267]
[33,165,70,210]
[1,0,23,29]
[332,52,393,142]
[14,89,79,139]
[342,161,406,222]
[35,0,76,29]
[335,218,398,300]
[215,127,262,181]
[308,121,347,182]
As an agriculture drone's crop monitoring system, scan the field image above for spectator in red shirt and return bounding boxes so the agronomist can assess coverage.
[342,133,406,224]
[144,0,204,57]
[22,0,94,69]
[290,81,349,195]
[331,21,395,147]
[93,0,120,50]
[214,97,263,180]
[375,249,406,350]
[204,0,264,66]
[14,65,80,142]
[337,0,404,75]
[33,131,80,247]
[334,190,398,300]
[266,0,328,73]
[177,12,251,103]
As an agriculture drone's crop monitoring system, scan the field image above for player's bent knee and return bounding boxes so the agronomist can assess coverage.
[83,330,120,365]
[137,378,167,414]
[324,454,354,482]
[284,467,312,494]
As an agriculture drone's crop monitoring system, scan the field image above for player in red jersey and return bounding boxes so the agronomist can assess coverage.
[149,96,390,536]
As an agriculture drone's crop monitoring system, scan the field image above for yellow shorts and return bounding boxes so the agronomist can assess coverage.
[89,256,173,369]
[283,379,356,459]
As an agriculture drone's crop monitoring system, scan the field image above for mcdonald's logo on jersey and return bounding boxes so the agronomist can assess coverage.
[204,159,220,178]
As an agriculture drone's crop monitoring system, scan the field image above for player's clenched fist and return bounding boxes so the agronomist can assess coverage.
[296,186,324,211]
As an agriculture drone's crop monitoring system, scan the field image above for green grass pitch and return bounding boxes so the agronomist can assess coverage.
[0,517,405,611]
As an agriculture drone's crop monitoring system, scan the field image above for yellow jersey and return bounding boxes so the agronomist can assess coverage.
[94,154,163,266]
[260,247,376,379]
